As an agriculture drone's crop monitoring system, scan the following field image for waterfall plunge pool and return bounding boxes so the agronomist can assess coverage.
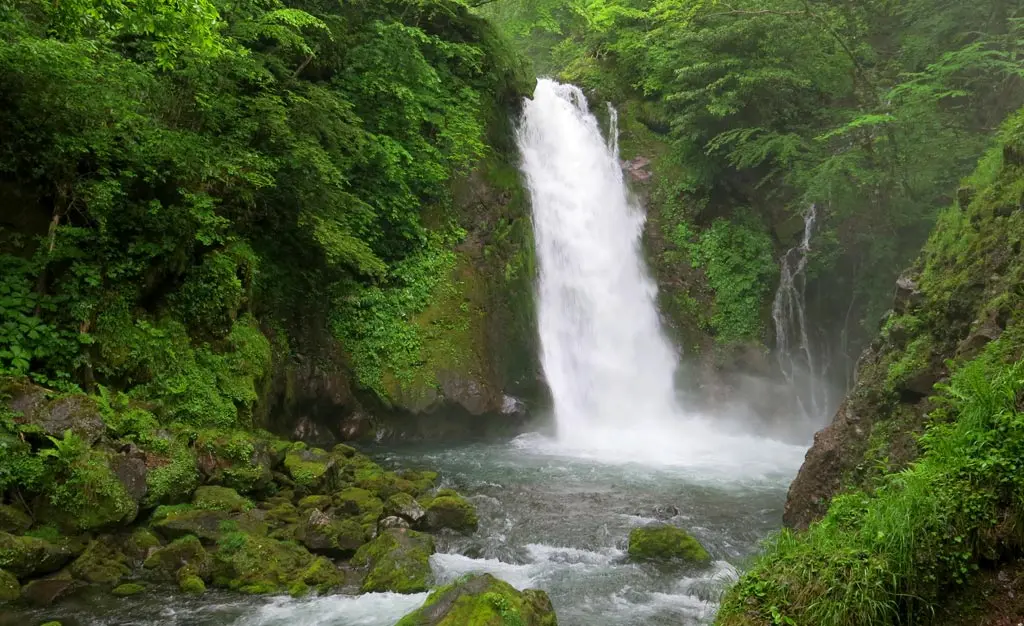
[9,431,806,626]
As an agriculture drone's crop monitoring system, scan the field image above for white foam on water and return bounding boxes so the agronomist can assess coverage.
[232,592,429,626]
[431,552,540,589]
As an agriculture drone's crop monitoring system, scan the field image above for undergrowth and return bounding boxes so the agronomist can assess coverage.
[716,342,1024,626]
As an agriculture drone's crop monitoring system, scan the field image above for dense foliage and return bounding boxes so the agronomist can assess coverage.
[482,0,1024,358]
[0,0,526,423]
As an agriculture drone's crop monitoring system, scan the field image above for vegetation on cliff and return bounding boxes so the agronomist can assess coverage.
[715,108,1024,625]
[482,0,1024,377]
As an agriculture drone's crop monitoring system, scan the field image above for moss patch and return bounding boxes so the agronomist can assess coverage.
[352,528,434,594]
[395,573,557,626]
[628,525,710,564]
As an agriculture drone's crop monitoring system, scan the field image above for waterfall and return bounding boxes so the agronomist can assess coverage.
[771,205,828,421]
[516,79,681,439]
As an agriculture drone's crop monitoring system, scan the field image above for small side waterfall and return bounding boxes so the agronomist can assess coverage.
[516,79,681,438]
[771,205,828,422]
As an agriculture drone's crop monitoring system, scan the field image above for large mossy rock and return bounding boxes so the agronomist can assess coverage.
[68,537,131,585]
[193,429,278,495]
[0,532,73,578]
[295,508,367,558]
[352,528,434,594]
[150,506,231,542]
[143,535,211,582]
[4,381,105,444]
[627,525,710,564]
[0,505,31,534]
[210,531,342,595]
[283,444,336,491]
[193,486,254,512]
[422,493,478,534]
[395,573,557,626]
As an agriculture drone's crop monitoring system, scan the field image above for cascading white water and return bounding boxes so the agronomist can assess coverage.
[517,79,681,439]
[771,204,828,422]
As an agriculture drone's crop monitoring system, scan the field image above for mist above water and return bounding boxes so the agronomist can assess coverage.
[517,79,807,473]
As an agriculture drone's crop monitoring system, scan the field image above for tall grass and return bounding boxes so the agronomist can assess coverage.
[717,353,1024,626]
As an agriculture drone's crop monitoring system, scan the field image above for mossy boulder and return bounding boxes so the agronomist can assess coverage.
[395,573,557,626]
[352,528,434,594]
[142,436,200,508]
[297,495,332,511]
[0,505,32,534]
[20,570,84,607]
[150,506,230,542]
[193,486,253,512]
[124,528,162,562]
[0,568,19,602]
[399,470,439,496]
[193,429,275,495]
[143,535,211,582]
[0,532,73,578]
[295,509,367,558]
[387,493,427,524]
[627,525,710,564]
[211,531,342,594]
[334,487,385,531]
[5,383,105,444]
[35,448,143,532]
[422,494,478,533]
[178,565,207,594]
[111,582,145,596]
[68,537,131,585]
[283,445,335,491]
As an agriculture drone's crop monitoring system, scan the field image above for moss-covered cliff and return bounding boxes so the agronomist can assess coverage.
[716,108,1024,626]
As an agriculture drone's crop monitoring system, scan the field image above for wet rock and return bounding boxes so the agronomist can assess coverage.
[352,528,434,594]
[211,531,342,595]
[295,509,367,558]
[283,444,336,491]
[395,573,557,626]
[386,493,426,524]
[192,486,253,513]
[143,535,211,582]
[627,524,710,564]
[3,382,105,445]
[109,450,149,505]
[0,532,73,578]
[178,565,206,594]
[894,274,923,313]
[111,582,145,596]
[421,494,478,534]
[68,537,131,585]
[378,516,410,531]
[151,507,230,543]
[20,570,84,607]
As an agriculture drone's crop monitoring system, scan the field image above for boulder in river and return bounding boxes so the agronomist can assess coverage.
[352,528,434,594]
[420,492,478,534]
[627,524,710,564]
[395,573,557,626]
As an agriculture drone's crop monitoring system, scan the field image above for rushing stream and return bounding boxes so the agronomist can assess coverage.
[9,435,805,626]
[3,80,812,625]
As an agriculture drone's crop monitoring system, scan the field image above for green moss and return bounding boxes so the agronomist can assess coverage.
[178,566,207,594]
[0,531,72,578]
[211,531,342,594]
[283,446,334,490]
[627,525,711,563]
[69,538,131,584]
[143,439,200,507]
[0,505,31,534]
[193,486,253,513]
[399,470,438,496]
[143,535,210,581]
[150,507,230,542]
[353,528,434,594]
[335,487,385,529]
[40,445,139,532]
[0,568,19,602]
[395,573,557,626]
[423,494,479,533]
[111,582,145,596]
[297,495,332,511]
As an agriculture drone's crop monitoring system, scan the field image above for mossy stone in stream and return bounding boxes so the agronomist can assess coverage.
[150,505,230,542]
[395,573,557,626]
[352,528,434,594]
[0,568,19,602]
[422,494,478,533]
[111,582,145,596]
[177,565,207,594]
[627,525,710,564]
[211,531,342,594]
[283,445,335,491]
[295,509,367,558]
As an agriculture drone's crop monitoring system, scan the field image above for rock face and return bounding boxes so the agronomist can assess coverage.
[784,115,1024,530]
[627,525,710,564]
[395,573,557,626]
